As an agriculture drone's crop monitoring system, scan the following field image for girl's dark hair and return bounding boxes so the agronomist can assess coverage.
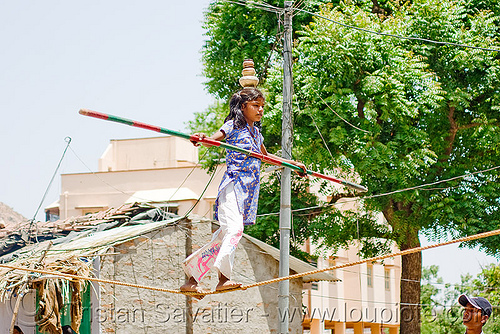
[225,87,265,129]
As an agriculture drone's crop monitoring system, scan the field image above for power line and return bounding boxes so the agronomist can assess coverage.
[217,0,500,52]
[181,163,219,219]
[28,137,72,243]
[256,164,500,218]
[309,87,370,134]
[293,7,500,53]
[67,142,212,207]
[210,0,500,215]
[217,0,282,14]
[308,292,399,306]
[367,165,500,199]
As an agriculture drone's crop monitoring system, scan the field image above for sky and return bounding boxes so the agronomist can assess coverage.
[0,1,496,286]
[0,0,213,220]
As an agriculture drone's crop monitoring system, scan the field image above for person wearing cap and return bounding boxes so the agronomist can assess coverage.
[459,294,493,334]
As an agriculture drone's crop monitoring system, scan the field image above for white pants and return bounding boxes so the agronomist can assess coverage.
[183,182,244,282]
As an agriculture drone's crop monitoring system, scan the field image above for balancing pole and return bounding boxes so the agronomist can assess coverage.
[78,108,368,192]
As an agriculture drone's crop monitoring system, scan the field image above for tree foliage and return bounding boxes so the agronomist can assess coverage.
[289,0,500,252]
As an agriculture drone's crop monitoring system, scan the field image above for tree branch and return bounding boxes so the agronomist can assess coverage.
[443,105,458,159]
[357,98,366,119]
[458,123,483,130]
[328,192,359,204]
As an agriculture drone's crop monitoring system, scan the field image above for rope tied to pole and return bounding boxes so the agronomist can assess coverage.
[1,227,498,297]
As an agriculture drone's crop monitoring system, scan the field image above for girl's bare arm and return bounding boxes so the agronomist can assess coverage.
[261,144,307,176]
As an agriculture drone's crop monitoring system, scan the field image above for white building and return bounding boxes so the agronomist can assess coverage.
[47,136,224,221]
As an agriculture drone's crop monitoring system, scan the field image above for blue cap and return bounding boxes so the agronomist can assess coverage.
[459,294,493,317]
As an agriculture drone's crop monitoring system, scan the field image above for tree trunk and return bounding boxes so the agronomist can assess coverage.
[399,229,422,334]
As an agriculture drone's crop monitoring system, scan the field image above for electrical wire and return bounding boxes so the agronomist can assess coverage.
[216,0,500,52]
[307,292,400,306]
[28,137,72,243]
[68,145,147,201]
[181,164,219,219]
[293,89,337,161]
[217,0,282,14]
[310,87,371,134]
[262,18,285,78]
[67,141,212,213]
[307,292,499,309]
[293,7,500,53]
[367,165,500,199]
[256,164,500,217]
[213,0,500,219]
[292,0,307,15]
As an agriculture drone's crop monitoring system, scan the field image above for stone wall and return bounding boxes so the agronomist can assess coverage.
[99,217,303,333]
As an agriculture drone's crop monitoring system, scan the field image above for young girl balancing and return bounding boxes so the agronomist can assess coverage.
[180,87,306,296]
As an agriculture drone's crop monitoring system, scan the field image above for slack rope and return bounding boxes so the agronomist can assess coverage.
[1,227,499,297]
[78,109,368,192]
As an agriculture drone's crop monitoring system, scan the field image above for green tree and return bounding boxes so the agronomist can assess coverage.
[459,264,500,333]
[247,171,322,262]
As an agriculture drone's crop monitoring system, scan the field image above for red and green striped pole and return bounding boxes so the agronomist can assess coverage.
[79,109,368,192]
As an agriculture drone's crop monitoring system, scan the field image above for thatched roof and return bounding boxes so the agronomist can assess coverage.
[0,202,169,258]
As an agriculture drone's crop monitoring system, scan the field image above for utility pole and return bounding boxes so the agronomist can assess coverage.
[279,1,293,333]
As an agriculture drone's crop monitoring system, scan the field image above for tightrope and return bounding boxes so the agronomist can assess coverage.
[239,228,500,292]
[1,228,499,297]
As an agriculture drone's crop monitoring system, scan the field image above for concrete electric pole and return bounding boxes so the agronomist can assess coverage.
[279,1,293,333]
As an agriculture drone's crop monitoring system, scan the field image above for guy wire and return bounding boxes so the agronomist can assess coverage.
[29,136,72,243]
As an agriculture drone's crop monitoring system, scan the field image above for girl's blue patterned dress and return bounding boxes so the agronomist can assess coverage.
[215,120,264,225]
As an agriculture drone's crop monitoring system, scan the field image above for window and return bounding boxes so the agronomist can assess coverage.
[45,212,60,222]
[81,208,105,216]
[77,206,108,216]
[385,269,390,290]
[367,265,373,287]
